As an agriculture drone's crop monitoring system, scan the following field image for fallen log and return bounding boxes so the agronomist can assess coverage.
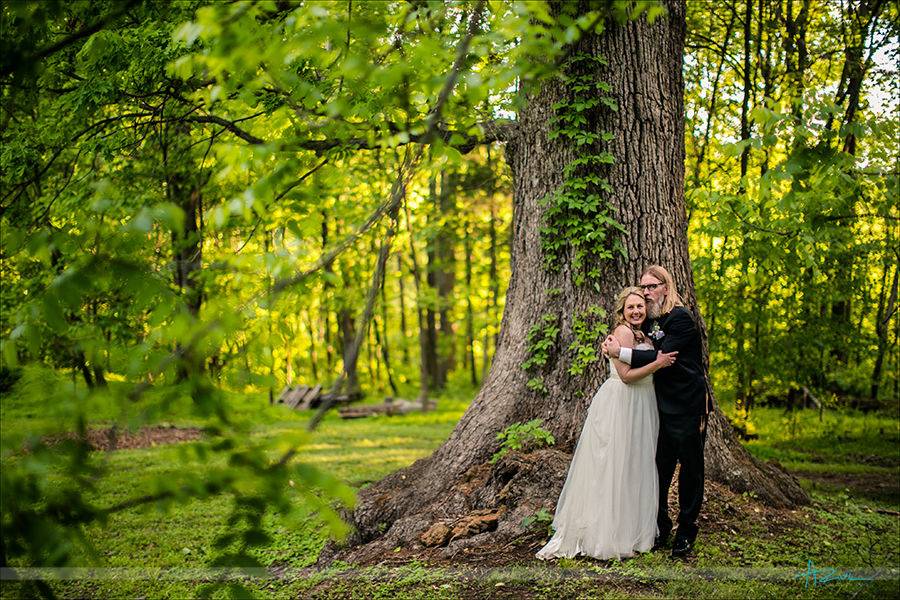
[277,384,361,410]
[339,398,421,419]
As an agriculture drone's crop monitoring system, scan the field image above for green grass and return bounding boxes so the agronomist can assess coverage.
[1,365,472,598]
[727,406,900,505]
[737,406,900,467]
[2,369,898,599]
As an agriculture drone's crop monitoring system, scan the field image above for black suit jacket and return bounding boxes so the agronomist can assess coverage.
[631,306,707,416]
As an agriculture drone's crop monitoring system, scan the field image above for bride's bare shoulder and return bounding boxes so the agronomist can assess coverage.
[612,325,636,347]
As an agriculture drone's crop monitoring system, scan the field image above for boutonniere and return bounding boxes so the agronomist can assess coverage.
[649,321,665,342]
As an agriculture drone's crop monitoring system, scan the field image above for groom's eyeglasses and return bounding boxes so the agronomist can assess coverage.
[639,283,663,291]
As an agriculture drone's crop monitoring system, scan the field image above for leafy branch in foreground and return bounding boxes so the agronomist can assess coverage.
[0,0,490,584]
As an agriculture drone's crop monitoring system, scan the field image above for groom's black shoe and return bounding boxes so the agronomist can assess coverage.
[670,535,693,559]
[652,531,671,551]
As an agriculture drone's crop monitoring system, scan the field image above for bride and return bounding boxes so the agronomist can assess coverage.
[537,286,676,560]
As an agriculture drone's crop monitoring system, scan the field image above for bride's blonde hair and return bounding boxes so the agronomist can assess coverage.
[613,286,647,343]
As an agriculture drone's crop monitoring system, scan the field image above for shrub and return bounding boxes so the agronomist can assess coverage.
[0,365,22,393]
[490,419,556,463]
[522,507,554,537]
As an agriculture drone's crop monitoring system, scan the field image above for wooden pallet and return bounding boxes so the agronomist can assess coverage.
[278,384,322,409]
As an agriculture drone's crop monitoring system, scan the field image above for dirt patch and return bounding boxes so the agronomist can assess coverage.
[794,470,900,504]
[299,562,660,600]
[43,425,203,451]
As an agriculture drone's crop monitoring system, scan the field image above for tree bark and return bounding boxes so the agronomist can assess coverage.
[404,194,431,404]
[305,311,318,382]
[338,306,359,392]
[733,0,754,410]
[335,222,361,393]
[781,0,810,118]
[482,148,500,382]
[330,0,807,563]
[396,254,411,365]
[321,209,335,373]
[165,125,204,381]
[74,350,94,389]
[824,0,887,363]
[375,270,399,396]
[435,169,457,386]
[757,0,772,174]
[424,169,457,391]
[739,0,753,182]
[422,175,441,391]
[463,212,478,387]
[265,229,275,404]
[871,261,898,400]
[839,0,886,154]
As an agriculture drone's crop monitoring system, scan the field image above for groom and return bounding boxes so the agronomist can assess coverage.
[603,265,708,558]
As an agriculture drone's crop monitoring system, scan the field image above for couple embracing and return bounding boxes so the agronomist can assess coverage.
[537,265,708,561]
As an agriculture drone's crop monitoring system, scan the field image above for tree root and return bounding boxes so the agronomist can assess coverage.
[320,412,809,566]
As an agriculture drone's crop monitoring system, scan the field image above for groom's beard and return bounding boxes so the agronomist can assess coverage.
[647,301,662,319]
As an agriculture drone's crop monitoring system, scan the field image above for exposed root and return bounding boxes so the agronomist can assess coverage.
[320,448,570,565]
[704,411,809,508]
[318,448,814,569]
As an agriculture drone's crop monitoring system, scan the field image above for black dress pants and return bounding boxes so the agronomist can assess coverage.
[656,412,705,541]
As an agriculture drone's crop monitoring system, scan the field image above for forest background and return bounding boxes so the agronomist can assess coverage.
[0,0,897,597]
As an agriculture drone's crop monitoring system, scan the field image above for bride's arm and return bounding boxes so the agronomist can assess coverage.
[611,326,673,383]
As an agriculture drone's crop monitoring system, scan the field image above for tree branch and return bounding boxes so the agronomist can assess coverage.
[1,112,156,211]
[184,114,517,153]
[185,115,266,144]
[128,0,488,418]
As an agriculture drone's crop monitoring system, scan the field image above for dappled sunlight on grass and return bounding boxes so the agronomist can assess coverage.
[302,449,436,483]
[349,436,426,448]
[290,442,341,451]
[727,407,899,470]
[1,376,468,592]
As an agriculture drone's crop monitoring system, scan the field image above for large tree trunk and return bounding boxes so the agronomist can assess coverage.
[329,1,806,564]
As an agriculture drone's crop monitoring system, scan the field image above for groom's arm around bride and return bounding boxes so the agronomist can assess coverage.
[615,306,706,416]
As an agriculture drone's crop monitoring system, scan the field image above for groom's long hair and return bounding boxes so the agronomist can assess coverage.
[642,265,684,315]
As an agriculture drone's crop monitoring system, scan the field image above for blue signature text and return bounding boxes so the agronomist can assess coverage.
[795,560,874,588]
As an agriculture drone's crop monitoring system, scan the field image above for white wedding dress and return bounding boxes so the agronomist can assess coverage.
[537,343,659,560]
